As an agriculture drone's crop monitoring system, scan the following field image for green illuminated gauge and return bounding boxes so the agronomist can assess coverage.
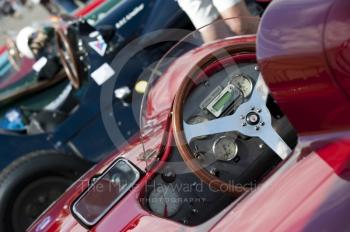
[148,185,181,217]
[187,115,209,139]
[231,75,253,97]
[212,136,238,161]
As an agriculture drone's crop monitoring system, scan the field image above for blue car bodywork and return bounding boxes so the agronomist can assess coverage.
[0,0,192,168]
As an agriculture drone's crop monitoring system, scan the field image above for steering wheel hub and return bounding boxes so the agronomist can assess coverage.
[246,112,260,125]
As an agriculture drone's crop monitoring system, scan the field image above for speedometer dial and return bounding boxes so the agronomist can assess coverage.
[231,75,253,97]
[212,136,238,161]
[148,185,181,217]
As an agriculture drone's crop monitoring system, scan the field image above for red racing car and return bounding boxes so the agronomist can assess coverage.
[28,0,350,231]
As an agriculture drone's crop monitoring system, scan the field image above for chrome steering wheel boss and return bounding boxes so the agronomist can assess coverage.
[246,112,260,125]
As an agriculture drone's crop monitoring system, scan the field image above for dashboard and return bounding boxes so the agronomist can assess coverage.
[142,58,297,225]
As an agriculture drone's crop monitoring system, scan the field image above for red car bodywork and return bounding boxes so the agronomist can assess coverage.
[0,46,7,55]
[28,0,350,231]
[74,0,106,18]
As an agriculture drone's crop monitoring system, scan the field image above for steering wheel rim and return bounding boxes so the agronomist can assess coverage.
[55,28,81,89]
[172,41,292,196]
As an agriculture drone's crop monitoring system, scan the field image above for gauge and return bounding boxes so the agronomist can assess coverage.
[231,75,253,97]
[148,185,181,217]
[212,136,238,161]
[187,115,209,139]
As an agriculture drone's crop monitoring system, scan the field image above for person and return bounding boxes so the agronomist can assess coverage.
[15,26,55,59]
[15,26,61,80]
[178,0,257,42]
[0,0,23,18]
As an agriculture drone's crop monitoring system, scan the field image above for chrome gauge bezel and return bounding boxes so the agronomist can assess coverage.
[212,136,239,161]
[230,74,253,98]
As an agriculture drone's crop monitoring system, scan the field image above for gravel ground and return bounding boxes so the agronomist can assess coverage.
[0,5,49,45]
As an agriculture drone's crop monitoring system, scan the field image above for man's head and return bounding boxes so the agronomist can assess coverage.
[16,26,49,59]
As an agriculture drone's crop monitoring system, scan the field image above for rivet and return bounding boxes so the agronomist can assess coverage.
[209,168,218,176]
[194,152,201,159]
[192,208,199,214]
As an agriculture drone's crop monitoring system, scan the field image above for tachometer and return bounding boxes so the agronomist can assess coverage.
[231,75,253,97]
[148,185,181,217]
[212,136,238,161]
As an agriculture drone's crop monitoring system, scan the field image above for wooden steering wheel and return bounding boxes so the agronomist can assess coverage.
[172,41,292,196]
[55,28,81,89]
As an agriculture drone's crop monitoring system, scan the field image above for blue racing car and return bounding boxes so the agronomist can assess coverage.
[0,1,193,231]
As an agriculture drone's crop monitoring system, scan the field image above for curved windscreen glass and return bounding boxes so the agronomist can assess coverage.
[138,17,260,162]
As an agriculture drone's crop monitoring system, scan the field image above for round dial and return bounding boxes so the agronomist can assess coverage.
[212,136,238,161]
[231,75,253,97]
[187,115,209,139]
[148,185,181,217]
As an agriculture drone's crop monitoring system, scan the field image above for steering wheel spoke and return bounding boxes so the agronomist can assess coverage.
[256,124,292,160]
[250,73,269,104]
[183,113,241,142]
[247,74,291,159]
